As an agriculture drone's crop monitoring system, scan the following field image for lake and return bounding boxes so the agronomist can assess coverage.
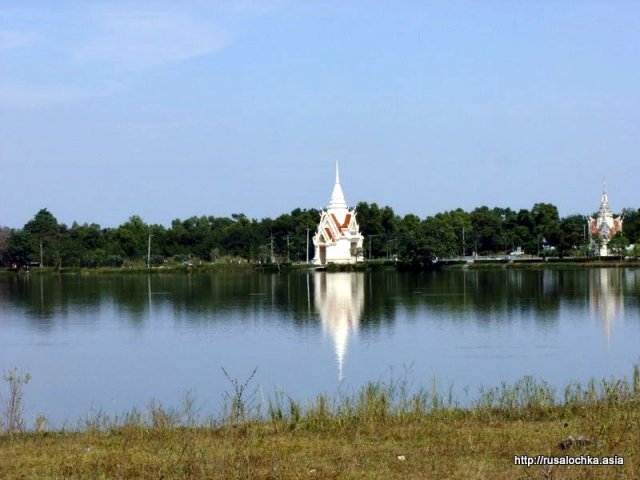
[1,268,639,427]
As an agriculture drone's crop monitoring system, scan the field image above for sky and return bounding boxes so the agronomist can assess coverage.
[1,0,639,228]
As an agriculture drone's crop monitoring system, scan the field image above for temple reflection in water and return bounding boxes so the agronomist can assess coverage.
[313,272,364,380]
[590,268,624,346]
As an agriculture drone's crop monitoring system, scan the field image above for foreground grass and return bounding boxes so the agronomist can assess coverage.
[1,374,639,479]
[1,405,637,479]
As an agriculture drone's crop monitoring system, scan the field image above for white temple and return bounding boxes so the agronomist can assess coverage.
[314,272,364,380]
[312,164,364,265]
[588,181,623,256]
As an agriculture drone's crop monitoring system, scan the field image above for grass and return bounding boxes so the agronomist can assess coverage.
[5,260,638,278]
[1,369,639,479]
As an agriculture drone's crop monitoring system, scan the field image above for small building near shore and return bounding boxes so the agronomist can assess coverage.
[588,182,623,256]
[312,165,364,265]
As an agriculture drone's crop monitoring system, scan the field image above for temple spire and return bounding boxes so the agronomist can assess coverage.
[328,162,347,210]
[601,178,610,211]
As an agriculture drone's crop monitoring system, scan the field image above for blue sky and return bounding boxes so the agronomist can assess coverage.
[1,1,638,228]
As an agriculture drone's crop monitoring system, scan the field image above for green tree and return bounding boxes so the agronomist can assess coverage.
[6,230,36,266]
[433,209,471,257]
[423,214,457,259]
[469,206,502,254]
[559,214,589,257]
[57,225,85,267]
[531,202,560,227]
[24,209,59,267]
[289,208,320,262]
[221,214,259,259]
[355,202,398,258]
[112,215,149,260]
[500,208,519,252]
[531,202,559,248]
[608,232,629,257]
[515,209,535,253]
[396,214,428,266]
[544,221,566,257]
[621,208,640,243]
[356,202,384,257]
[395,214,455,266]
[0,227,11,264]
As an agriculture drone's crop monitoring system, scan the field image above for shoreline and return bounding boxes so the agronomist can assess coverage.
[2,257,639,275]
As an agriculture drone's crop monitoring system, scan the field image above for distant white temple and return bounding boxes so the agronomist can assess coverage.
[588,181,623,256]
[312,164,364,265]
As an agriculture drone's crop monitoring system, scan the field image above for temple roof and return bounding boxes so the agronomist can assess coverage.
[598,179,613,219]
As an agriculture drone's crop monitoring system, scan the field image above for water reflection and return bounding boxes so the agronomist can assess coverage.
[590,268,624,346]
[1,269,638,339]
[2,269,640,427]
[314,272,364,380]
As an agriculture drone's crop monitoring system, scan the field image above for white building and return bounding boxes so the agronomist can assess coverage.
[588,182,623,256]
[312,165,364,265]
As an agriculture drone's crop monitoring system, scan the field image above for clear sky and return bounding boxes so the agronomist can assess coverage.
[1,1,638,228]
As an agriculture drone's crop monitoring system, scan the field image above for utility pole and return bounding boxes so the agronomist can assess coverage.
[306,229,310,264]
[286,234,290,263]
[387,239,396,260]
[538,235,541,257]
[270,234,274,263]
[462,225,465,258]
[147,233,153,268]
[368,234,381,260]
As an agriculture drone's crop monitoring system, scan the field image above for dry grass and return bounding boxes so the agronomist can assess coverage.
[1,406,637,479]
[1,371,639,479]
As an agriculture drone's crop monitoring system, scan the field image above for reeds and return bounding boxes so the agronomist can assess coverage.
[1,366,639,479]
[2,365,640,435]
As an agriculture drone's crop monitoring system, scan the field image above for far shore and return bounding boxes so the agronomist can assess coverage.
[2,256,640,275]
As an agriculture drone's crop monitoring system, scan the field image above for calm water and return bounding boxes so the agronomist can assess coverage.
[1,268,639,426]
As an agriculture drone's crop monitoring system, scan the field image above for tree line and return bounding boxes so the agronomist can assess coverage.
[1,202,639,268]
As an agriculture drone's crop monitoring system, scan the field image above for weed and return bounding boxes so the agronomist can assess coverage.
[221,367,258,425]
[0,367,31,434]
[181,390,199,427]
[147,398,180,429]
[34,414,47,433]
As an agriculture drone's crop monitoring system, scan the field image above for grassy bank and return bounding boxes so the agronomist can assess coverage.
[447,259,640,270]
[1,260,397,275]
[1,370,639,479]
[4,257,639,276]
[2,263,270,276]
